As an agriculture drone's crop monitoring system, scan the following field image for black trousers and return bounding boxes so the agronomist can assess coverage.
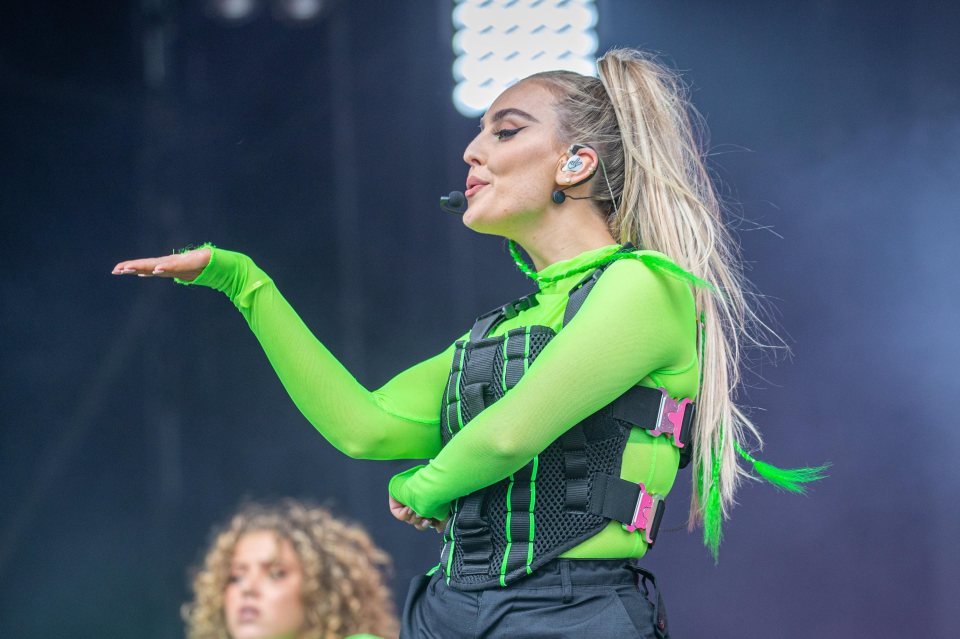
[400,559,669,638]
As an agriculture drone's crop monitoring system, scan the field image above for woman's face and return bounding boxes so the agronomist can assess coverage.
[461,80,567,235]
[224,530,306,639]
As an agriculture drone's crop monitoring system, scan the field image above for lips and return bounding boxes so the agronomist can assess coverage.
[465,176,489,198]
[237,606,260,622]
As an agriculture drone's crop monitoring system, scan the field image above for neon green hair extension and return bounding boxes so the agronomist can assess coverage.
[508,240,714,290]
[701,437,829,563]
[701,436,723,563]
[734,442,830,494]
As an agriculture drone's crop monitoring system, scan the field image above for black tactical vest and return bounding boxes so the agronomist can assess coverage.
[437,253,694,590]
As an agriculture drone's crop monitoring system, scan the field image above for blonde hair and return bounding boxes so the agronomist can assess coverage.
[530,49,777,541]
[183,499,399,639]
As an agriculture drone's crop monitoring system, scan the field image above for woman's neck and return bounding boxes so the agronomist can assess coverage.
[515,202,618,271]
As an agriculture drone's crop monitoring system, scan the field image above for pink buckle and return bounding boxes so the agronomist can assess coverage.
[623,482,662,545]
[649,388,691,449]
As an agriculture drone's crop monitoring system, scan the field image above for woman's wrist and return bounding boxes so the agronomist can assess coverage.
[174,243,219,287]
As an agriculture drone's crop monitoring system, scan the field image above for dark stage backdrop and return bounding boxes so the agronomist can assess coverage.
[2,1,958,637]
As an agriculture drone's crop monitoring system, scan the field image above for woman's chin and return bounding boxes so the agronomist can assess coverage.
[462,206,516,237]
[461,208,495,234]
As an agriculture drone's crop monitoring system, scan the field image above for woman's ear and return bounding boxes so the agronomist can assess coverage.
[554,144,599,186]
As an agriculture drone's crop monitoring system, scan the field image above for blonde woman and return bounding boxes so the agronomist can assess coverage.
[117,49,822,637]
[183,500,398,639]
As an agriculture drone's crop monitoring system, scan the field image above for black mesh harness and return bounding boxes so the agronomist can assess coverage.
[437,252,695,590]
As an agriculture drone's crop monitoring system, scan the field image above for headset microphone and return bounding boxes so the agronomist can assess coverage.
[440,190,467,215]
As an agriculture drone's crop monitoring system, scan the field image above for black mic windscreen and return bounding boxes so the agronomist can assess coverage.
[440,190,467,215]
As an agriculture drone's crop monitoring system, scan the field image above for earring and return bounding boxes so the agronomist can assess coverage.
[564,176,572,184]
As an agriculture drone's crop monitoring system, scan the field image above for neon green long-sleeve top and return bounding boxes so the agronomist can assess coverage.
[189,244,699,560]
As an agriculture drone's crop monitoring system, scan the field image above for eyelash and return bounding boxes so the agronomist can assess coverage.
[492,127,524,141]
[226,568,285,583]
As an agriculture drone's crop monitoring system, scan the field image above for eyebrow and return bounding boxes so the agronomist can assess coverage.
[230,559,286,570]
[480,107,540,130]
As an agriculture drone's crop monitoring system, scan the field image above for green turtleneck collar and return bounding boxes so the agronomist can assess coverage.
[533,244,623,294]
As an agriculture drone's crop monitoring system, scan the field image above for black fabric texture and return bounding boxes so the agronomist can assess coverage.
[400,559,668,639]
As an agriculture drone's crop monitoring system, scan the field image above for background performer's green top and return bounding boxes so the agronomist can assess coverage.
[188,243,698,560]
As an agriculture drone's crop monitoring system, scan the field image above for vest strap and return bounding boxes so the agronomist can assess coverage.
[455,493,492,576]
[502,328,527,390]
[563,243,636,327]
[561,426,590,512]
[608,385,695,450]
[589,473,665,546]
[469,293,540,340]
[441,343,467,437]
[459,340,501,423]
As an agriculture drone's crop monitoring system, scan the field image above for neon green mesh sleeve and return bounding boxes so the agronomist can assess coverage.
[389,258,695,520]
[186,247,447,460]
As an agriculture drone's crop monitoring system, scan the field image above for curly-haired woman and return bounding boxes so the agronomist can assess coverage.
[182,499,398,639]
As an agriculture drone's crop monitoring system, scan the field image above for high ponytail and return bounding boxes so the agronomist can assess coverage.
[530,49,823,558]
[598,49,761,556]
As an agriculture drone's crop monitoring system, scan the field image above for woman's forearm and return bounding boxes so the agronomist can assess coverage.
[189,247,445,460]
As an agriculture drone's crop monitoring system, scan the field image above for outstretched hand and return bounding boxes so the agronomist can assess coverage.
[111,248,212,282]
[389,494,446,533]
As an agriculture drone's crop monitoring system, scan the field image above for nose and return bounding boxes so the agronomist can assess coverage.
[462,130,485,167]
[240,572,262,597]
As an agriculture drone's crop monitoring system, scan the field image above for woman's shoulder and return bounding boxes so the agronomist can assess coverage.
[601,248,705,296]
[600,248,687,286]
[585,249,698,325]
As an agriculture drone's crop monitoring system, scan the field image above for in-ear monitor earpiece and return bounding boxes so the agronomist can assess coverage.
[562,155,584,172]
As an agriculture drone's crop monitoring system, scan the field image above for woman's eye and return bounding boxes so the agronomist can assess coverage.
[493,127,524,141]
[227,574,241,584]
[269,569,287,579]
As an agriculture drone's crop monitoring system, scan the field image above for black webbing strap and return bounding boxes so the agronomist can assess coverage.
[500,461,536,582]
[608,385,695,449]
[460,342,498,422]
[469,311,503,343]
[561,425,590,512]
[588,473,665,546]
[562,243,636,327]
[440,497,459,577]
[455,493,492,576]
[442,343,466,437]
[563,268,604,327]
[469,293,540,341]
[502,328,527,391]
